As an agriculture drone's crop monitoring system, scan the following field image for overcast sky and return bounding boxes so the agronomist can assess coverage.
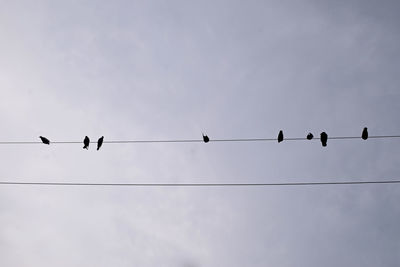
[1,0,400,266]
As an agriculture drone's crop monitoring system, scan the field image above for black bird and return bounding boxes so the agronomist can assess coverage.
[320,132,328,147]
[277,130,284,143]
[83,136,90,150]
[39,136,50,145]
[97,136,104,150]
[202,133,209,143]
[362,127,368,140]
[306,133,314,140]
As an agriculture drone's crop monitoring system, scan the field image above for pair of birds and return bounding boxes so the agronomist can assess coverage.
[277,127,369,147]
[83,136,104,150]
[39,136,105,150]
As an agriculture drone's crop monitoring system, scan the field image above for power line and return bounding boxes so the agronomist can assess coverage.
[0,135,399,145]
[0,180,399,187]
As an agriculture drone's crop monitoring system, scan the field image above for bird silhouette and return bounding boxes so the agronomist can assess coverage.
[362,127,368,140]
[277,130,284,143]
[39,136,50,145]
[97,136,104,150]
[306,133,314,140]
[202,133,209,143]
[83,136,90,150]
[320,132,328,147]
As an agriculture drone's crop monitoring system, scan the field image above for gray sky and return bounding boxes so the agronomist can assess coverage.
[1,0,400,266]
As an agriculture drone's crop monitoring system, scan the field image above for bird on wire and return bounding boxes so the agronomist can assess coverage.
[83,136,90,150]
[202,133,210,143]
[39,136,50,145]
[97,136,104,150]
[362,127,368,140]
[278,130,284,143]
[320,132,328,147]
[307,133,314,140]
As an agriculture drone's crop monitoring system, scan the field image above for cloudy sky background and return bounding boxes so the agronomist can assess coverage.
[1,0,400,266]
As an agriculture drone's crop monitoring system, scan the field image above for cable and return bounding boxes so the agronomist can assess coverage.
[0,135,399,145]
[0,180,399,187]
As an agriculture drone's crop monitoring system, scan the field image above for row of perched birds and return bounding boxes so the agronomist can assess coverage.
[276,127,369,147]
[38,128,369,149]
[39,136,104,150]
[202,127,369,147]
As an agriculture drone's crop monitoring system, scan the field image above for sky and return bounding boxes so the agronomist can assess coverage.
[1,0,400,266]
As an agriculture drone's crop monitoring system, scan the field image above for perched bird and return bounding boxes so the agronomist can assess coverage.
[83,136,90,150]
[306,133,314,140]
[277,130,284,143]
[39,136,50,145]
[362,127,368,140]
[202,133,209,143]
[320,132,328,147]
[97,136,104,151]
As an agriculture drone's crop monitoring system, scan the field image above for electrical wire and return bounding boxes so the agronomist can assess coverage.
[0,180,399,187]
[0,135,399,145]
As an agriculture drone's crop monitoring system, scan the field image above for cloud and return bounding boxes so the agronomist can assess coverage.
[0,1,400,266]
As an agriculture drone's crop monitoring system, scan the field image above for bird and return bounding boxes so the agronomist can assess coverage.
[83,136,90,150]
[202,133,209,143]
[320,132,328,147]
[306,133,314,140]
[97,136,104,150]
[362,127,368,140]
[277,130,284,143]
[39,136,50,145]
